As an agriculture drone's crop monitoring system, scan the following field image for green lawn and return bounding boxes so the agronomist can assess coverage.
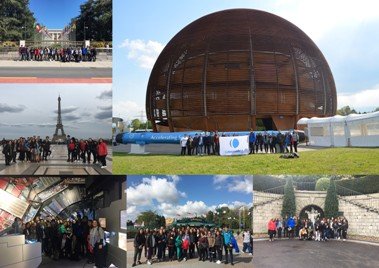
[113,148,379,175]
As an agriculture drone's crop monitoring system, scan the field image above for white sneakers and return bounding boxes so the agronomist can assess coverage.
[101,165,107,168]
[147,260,152,265]
[216,260,221,264]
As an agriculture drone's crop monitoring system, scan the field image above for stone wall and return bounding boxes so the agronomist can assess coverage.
[339,193,379,237]
[253,190,379,237]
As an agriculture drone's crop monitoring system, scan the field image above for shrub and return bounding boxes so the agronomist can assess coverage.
[315,177,331,191]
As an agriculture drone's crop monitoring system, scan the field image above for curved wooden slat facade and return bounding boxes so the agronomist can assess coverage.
[146,9,337,132]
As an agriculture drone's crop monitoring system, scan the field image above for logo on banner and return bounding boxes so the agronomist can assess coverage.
[230,138,240,148]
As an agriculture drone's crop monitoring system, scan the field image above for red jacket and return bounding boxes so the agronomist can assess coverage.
[268,220,276,231]
[97,142,108,156]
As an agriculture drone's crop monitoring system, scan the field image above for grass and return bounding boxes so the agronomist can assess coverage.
[113,147,379,175]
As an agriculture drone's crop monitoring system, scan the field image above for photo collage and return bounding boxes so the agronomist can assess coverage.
[0,1,379,268]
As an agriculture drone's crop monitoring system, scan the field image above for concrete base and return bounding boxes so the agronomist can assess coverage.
[129,144,149,154]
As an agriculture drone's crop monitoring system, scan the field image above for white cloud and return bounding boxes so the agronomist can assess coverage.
[119,39,164,69]
[272,0,379,42]
[127,176,186,207]
[338,86,379,111]
[113,100,145,122]
[213,176,253,194]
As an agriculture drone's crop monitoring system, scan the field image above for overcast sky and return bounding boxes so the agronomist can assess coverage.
[127,175,253,221]
[113,0,379,123]
[0,84,112,139]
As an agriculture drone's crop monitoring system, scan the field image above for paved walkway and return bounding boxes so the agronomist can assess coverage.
[254,239,379,268]
[0,145,112,175]
[0,60,112,68]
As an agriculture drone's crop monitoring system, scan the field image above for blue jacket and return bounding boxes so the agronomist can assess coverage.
[249,132,256,143]
[222,230,232,245]
[287,218,296,229]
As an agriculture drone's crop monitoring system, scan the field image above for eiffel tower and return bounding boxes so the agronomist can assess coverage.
[52,95,67,143]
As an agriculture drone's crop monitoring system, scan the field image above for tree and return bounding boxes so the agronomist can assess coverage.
[281,177,296,218]
[315,177,331,191]
[136,210,165,228]
[205,211,214,223]
[0,0,36,41]
[73,0,112,41]
[336,106,357,116]
[131,119,141,130]
[324,180,339,218]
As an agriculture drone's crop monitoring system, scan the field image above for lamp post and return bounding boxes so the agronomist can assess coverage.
[83,22,89,41]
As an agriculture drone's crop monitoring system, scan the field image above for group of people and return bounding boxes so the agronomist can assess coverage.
[249,131,299,154]
[179,130,300,156]
[66,136,109,168]
[9,215,107,268]
[1,136,52,165]
[1,136,108,168]
[19,46,97,62]
[267,216,349,242]
[180,132,221,156]
[132,226,253,266]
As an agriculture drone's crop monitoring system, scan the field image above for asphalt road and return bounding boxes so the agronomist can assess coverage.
[254,239,379,268]
[0,66,111,78]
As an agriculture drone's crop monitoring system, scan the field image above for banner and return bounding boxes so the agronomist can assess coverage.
[219,135,249,156]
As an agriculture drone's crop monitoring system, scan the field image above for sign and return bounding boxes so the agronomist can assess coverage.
[219,135,249,156]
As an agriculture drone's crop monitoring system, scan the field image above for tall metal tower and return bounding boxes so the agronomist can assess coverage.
[52,95,67,143]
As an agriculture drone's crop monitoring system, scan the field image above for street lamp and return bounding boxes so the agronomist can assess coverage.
[21,25,27,40]
[83,22,89,41]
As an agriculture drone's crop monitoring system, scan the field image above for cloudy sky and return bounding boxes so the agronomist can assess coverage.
[0,84,112,139]
[113,0,379,123]
[126,175,253,221]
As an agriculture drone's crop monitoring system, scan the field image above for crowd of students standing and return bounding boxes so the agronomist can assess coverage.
[267,216,349,242]
[132,226,253,266]
[1,136,108,168]
[10,215,107,268]
[19,46,97,62]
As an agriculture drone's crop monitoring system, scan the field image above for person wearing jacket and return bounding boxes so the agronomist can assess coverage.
[198,232,208,262]
[89,219,106,268]
[207,231,216,262]
[287,217,296,239]
[242,230,252,254]
[97,138,108,168]
[175,231,183,261]
[2,140,12,165]
[146,230,156,265]
[181,231,190,261]
[132,229,146,267]
[249,131,256,154]
[222,226,234,265]
[167,231,175,261]
[214,230,224,264]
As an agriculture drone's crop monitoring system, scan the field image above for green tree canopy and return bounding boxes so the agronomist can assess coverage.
[281,177,296,218]
[336,105,357,116]
[0,0,36,41]
[130,119,141,130]
[73,0,112,41]
[136,210,166,229]
[324,180,339,218]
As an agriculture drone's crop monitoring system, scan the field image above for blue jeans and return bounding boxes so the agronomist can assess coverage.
[242,242,252,253]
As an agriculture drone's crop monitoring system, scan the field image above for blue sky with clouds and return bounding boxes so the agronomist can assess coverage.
[29,0,86,29]
[126,175,253,220]
[113,0,379,123]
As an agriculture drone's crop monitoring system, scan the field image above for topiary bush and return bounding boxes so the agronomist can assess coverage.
[315,177,331,191]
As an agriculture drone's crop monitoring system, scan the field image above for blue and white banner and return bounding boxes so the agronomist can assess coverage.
[219,135,249,156]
